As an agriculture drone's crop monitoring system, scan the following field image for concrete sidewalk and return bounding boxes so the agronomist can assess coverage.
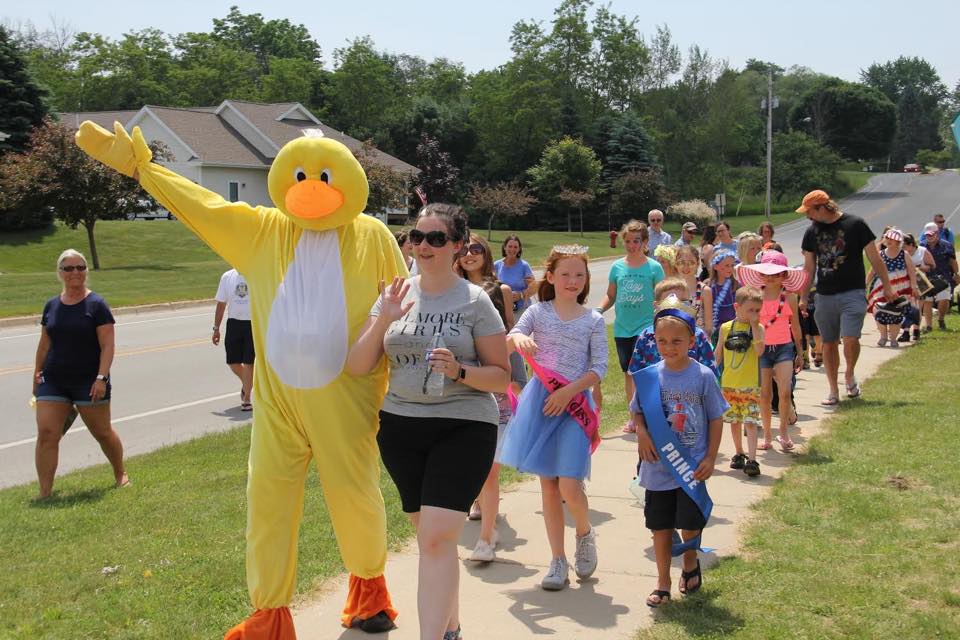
[293,324,907,639]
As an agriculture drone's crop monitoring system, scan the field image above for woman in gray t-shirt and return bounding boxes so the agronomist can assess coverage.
[346,204,509,640]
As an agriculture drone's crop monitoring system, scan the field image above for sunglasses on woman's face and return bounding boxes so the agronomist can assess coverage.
[60,265,87,272]
[459,243,484,257]
[408,229,450,248]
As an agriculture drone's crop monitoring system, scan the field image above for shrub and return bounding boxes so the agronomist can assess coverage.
[666,199,717,227]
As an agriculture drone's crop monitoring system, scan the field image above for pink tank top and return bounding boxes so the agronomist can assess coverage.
[761,293,793,345]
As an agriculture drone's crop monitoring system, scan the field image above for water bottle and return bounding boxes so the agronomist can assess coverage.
[423,332,447,397]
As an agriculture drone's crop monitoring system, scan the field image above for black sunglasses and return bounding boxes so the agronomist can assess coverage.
[60,265,87,272]
[408,229,451,248]
[459,243,485,256]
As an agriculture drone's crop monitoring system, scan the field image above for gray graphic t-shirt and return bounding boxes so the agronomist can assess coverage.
[372,277,505,425]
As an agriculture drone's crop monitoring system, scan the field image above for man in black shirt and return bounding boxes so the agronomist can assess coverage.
[798,190,894,406]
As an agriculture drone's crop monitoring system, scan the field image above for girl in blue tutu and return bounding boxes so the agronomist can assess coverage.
[498,245,608,591]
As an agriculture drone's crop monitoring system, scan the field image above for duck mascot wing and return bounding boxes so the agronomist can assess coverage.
[76,122,406,638]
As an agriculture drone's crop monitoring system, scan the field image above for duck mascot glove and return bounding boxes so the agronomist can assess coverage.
[76,121,406,639]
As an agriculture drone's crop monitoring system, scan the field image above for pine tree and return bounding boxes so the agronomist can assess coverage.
[0,26,48,152]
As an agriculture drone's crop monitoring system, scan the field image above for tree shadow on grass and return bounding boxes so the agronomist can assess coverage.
[649,578,746,636]
[0,224,58,247]
[28,486,107,508]
[97,264,179,272]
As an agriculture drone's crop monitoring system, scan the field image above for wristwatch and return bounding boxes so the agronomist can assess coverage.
[457,365,466,381]
[213,326,220,331]
[96,374,109,382]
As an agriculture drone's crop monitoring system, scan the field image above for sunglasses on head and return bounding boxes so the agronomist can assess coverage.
[459,243,484,256]
[60,265,87,272]
[408,229,451,248]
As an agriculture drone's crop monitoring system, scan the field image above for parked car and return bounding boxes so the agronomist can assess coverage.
[903,163,920,173]
[126,200,175,220]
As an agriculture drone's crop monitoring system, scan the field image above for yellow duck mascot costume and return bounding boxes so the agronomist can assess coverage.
[76,122,405,639]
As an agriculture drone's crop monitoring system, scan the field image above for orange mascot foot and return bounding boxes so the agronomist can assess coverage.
[224,607,295,640]
[342,574,398,633]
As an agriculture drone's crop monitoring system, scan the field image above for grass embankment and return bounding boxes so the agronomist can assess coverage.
[637,318,960,640]
[0,330,625,638]
[1,211,796,318]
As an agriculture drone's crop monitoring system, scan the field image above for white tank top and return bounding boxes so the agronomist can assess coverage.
[910,246,928,267]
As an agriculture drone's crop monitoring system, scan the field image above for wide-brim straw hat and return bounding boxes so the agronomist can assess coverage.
[736,250,809,292]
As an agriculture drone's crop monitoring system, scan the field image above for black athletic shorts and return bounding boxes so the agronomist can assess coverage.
[614,336,639,372]
[225,318,255,364]
[644,488,707,531]
[377,411,497,513]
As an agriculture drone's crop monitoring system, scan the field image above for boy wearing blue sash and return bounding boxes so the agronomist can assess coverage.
[631,297,728,607]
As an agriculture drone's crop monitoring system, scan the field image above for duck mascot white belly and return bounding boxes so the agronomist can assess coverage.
[76,122,406,639]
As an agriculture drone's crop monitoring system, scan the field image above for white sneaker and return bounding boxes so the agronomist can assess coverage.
[574,527,598,579]
[470,538,496,563]
[541,557,570,591]
[467,501,481,520]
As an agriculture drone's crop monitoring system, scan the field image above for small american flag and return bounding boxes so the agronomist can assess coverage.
[414,185,428,205]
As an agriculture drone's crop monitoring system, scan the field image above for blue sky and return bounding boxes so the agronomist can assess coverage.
[4,0,958,88]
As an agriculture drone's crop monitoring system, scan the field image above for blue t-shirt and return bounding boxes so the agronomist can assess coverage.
[715,240,738,254]
[636,359,729,491]
[608,258,665,337]
[494,258,534,311]
[41,292,115,382]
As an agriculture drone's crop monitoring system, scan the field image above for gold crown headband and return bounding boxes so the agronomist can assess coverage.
[552,244,589,255]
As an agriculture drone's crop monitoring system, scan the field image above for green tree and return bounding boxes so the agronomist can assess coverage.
[589,111,658,190]
[211,6,321,75]
[645,24,680,91]
[328,37,406,148]
[527,136,601,231]
[169,32,260,105]
[861,56,947,165]
[0,118,170,267]
[0,25,48,151]
[789,78,896,160]
[467,182,536,238]
[354,141,410,214]
[770,130,841,201]
[610,170,670,227]
[260,56,322,105]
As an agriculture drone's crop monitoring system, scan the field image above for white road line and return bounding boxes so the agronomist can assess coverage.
[0,312,210,341]
[0,391,239,451]
[944,197,960,225]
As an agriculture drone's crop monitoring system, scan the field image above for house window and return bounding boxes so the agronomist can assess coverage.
[229,182,239,202]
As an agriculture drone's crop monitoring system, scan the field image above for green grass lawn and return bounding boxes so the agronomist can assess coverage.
[0,220,229,318]
[0,330,622,639]
[637,317,960,640]
[1,211,798,318]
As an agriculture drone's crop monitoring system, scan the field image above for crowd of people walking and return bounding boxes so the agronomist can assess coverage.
[30,187,957,639]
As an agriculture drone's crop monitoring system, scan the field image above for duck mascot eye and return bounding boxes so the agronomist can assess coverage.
[76,121,406,638]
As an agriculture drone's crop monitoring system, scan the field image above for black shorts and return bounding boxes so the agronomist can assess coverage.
[36,374,111,405]
[800,309,819,336]
[377,411,496,513]
[614,336,639,372]
[644,488,707,531]
[225,319,255,364]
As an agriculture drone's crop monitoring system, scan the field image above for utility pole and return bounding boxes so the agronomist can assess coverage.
[765,69,773,220]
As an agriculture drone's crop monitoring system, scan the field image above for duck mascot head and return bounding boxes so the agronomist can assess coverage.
[76,121,406,639]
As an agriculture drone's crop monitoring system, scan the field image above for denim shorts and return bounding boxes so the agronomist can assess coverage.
[36,375,111,405]
[759,342,795,369]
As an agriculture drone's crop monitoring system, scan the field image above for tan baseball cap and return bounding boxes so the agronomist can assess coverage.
[796,189,830,214]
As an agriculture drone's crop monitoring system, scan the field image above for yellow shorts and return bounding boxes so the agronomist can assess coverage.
[722,387,761,426]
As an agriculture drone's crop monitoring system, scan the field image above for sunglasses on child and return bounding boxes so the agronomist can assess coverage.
[459,243,485,257]
[408,229,451,248]
[60,265,87,272]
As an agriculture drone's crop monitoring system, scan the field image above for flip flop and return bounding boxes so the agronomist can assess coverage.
[820,394,839,406]
[622,422,637,434]
[758,441,773,451]
[241,402,253,411]
[776,436,795,451]
[646,589,671,608]
[679,559,702,595]
[846,379,861,398]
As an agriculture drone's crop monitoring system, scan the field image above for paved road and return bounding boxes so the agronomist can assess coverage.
[2,171,957,489]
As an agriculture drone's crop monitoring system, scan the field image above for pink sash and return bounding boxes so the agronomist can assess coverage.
[512,352,602,454]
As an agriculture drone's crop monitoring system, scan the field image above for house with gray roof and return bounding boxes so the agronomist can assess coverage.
[59,101,418,211]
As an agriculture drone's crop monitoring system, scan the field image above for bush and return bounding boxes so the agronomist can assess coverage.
[665,199,718,227]
[610,170,670,221]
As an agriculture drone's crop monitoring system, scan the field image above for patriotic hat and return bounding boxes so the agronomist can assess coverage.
[736,250,809,292]
[883,228,903,243]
